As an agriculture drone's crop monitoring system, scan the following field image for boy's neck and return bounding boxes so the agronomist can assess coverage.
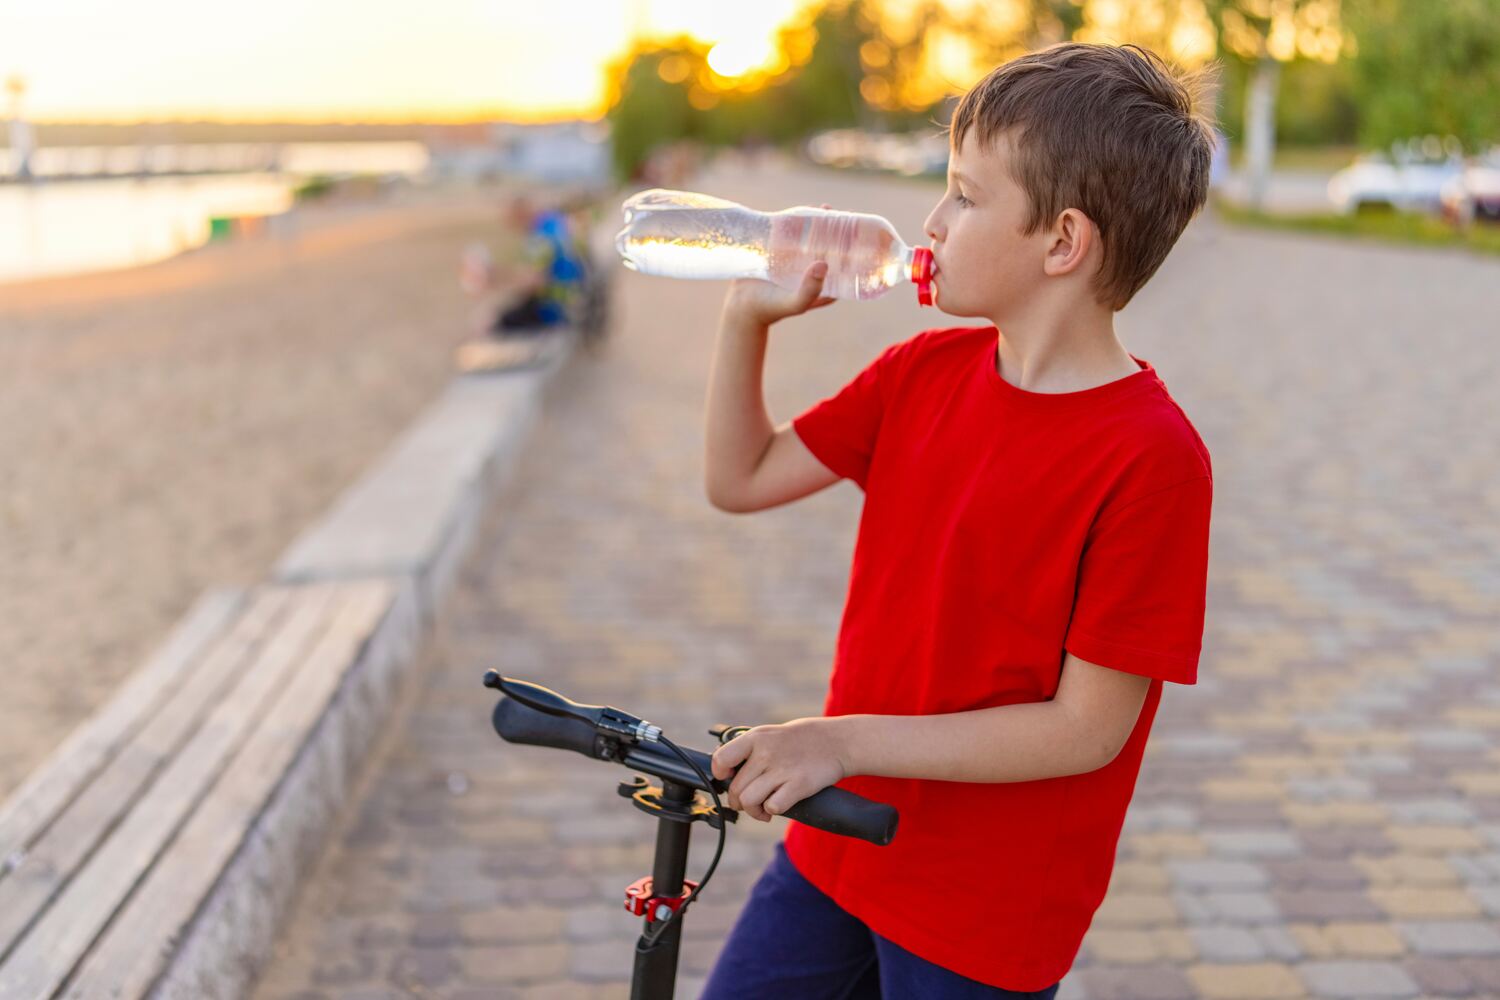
[988,302,1137,395]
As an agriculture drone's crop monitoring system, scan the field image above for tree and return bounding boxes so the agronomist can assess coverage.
[1203,0,1344,209]
[1343,0,1500,152]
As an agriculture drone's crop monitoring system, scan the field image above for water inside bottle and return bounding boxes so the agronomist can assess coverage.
[617,197,771,281]
[616,190,912,300]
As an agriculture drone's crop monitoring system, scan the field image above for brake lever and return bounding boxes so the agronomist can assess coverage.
[485,672,661,744]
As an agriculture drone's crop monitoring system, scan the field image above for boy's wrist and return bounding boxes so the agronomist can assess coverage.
[721,292,775,331]
[823,714,867,779]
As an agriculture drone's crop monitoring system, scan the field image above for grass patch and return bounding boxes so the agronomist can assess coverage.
[1214,199,1500,256]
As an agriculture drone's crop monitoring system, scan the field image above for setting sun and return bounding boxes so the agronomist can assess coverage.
[0,0,818,123]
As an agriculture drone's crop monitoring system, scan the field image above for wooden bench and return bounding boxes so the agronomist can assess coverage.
[0,579,417,999]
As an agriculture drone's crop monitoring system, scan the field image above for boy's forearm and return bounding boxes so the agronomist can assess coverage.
[704,307,775,505]
[829,701,1105,784]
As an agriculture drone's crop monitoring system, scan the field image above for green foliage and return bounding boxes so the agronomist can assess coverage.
[1216,57,1359,148]
[604,47,697,183]
[602,0,939,183]
[1343,0,1500,151]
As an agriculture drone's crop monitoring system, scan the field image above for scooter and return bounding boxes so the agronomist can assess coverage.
[484,673,900,1000]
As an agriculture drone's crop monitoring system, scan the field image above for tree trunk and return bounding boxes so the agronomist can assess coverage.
[1244,57,1280,212]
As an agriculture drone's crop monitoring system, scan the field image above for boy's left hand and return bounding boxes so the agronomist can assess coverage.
[710,717,851,823]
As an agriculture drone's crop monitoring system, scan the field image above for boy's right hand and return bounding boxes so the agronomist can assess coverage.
[723,203,839,327]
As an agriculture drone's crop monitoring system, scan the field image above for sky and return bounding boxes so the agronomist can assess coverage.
[0,0,814,123]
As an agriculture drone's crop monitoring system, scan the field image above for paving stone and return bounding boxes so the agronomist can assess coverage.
[459,905,566,944]
[1386,799,1479,824]
[1265,858,1368,889]
[1273,888,1385,922]
[1403,955,1478,997]
[1167,860,1271,890]
[1124,803,1200,832]
[1458,957,1500,992]
[1353,854,1462,886]
[1083,929,1196,964]
[1187,961,1306,998]
[458,942,568,985]
[1314,922,1407,958]
[1398,920,1500,956]
[1055,976,1092,1000]
[1470,885,1500,915]
[1092,893,1180,927]
[387,949,461,991]
[1190,926,1266,962]
[568,939,635,982]
[1182,891,1284,925]
[1076,965,1197,1000]
[1203,830,1303,858]
[1369,887,1484,919]
[1297,960,1420,998]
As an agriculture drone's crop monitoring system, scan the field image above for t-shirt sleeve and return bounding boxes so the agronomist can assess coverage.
[1064,476,1213,685]
[791,338,911,491]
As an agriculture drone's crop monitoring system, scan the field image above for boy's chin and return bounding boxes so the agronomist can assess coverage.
[930,289,986,320]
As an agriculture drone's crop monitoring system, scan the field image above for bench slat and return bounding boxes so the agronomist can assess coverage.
[61,579,395,1000]
[0,586,338,999]
[0,589,244,871]
[0,588,291,966]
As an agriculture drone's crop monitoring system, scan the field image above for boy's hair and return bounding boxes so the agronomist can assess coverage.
[945,42,1216,310]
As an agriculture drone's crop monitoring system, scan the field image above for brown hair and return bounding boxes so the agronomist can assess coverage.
[945,43,1216,310]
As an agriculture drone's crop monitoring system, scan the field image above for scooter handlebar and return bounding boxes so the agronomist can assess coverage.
[491,689,898,847]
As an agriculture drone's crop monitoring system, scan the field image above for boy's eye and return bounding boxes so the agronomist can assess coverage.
[955,192,973,208]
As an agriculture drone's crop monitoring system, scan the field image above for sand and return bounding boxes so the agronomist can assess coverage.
[0,182,540,798]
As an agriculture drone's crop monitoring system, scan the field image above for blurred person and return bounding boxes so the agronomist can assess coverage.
[700,42,1215,998]
[489,190,588,335]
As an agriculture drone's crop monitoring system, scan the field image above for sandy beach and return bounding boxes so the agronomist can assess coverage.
[0,183,538,798]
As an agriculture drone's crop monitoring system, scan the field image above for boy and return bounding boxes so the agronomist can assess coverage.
[700,43,1215,997]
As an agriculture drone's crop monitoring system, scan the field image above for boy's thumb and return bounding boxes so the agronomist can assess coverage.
[805,261,828,294]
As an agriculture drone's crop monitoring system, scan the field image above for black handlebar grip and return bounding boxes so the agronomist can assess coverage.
[783,785,899,846]
[493,695,600,758]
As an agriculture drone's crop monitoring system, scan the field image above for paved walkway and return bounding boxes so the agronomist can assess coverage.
[252,161,1500,1000]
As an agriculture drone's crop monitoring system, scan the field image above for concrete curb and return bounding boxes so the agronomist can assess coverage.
[166,335,579,998]
[274,330,576,618]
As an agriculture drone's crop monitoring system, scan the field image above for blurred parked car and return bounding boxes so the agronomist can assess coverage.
[1439,149,1500,225]
[805,128,948,177]
[1328,136,1465,215]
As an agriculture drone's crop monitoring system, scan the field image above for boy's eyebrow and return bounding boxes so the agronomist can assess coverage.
[950,169,984,192]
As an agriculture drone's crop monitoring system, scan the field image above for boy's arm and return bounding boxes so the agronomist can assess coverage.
[713,653,1152,823]
[704,268,840,513]
[831,652,1151,783]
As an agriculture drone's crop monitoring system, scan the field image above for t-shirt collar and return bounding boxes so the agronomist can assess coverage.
[984,334,1159,411]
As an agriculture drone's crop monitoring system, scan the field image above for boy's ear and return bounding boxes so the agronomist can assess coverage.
[1042,208,1099,279]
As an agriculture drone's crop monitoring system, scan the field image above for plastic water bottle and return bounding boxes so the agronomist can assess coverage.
[615,189,934,306]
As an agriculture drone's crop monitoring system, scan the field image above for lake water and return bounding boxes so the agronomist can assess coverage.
[0,173,296,286]
[0,142,430,286]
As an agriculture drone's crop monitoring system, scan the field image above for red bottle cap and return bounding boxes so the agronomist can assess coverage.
[911,247,933,306]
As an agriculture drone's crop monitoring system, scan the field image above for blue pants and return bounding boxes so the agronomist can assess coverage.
[699,841,1061,1000]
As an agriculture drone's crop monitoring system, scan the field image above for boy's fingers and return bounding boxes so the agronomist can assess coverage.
[712,736,752,778]
[803,262,828,300]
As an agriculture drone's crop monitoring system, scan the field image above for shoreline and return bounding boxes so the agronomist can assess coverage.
[0,182,527,797]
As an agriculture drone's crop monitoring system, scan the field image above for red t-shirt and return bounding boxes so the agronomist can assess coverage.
[786,325,1212,991]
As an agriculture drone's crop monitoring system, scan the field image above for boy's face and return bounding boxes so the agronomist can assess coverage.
[922,129,1047,322]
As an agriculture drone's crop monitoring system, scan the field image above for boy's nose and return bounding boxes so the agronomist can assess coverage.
[923,213,944,245]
